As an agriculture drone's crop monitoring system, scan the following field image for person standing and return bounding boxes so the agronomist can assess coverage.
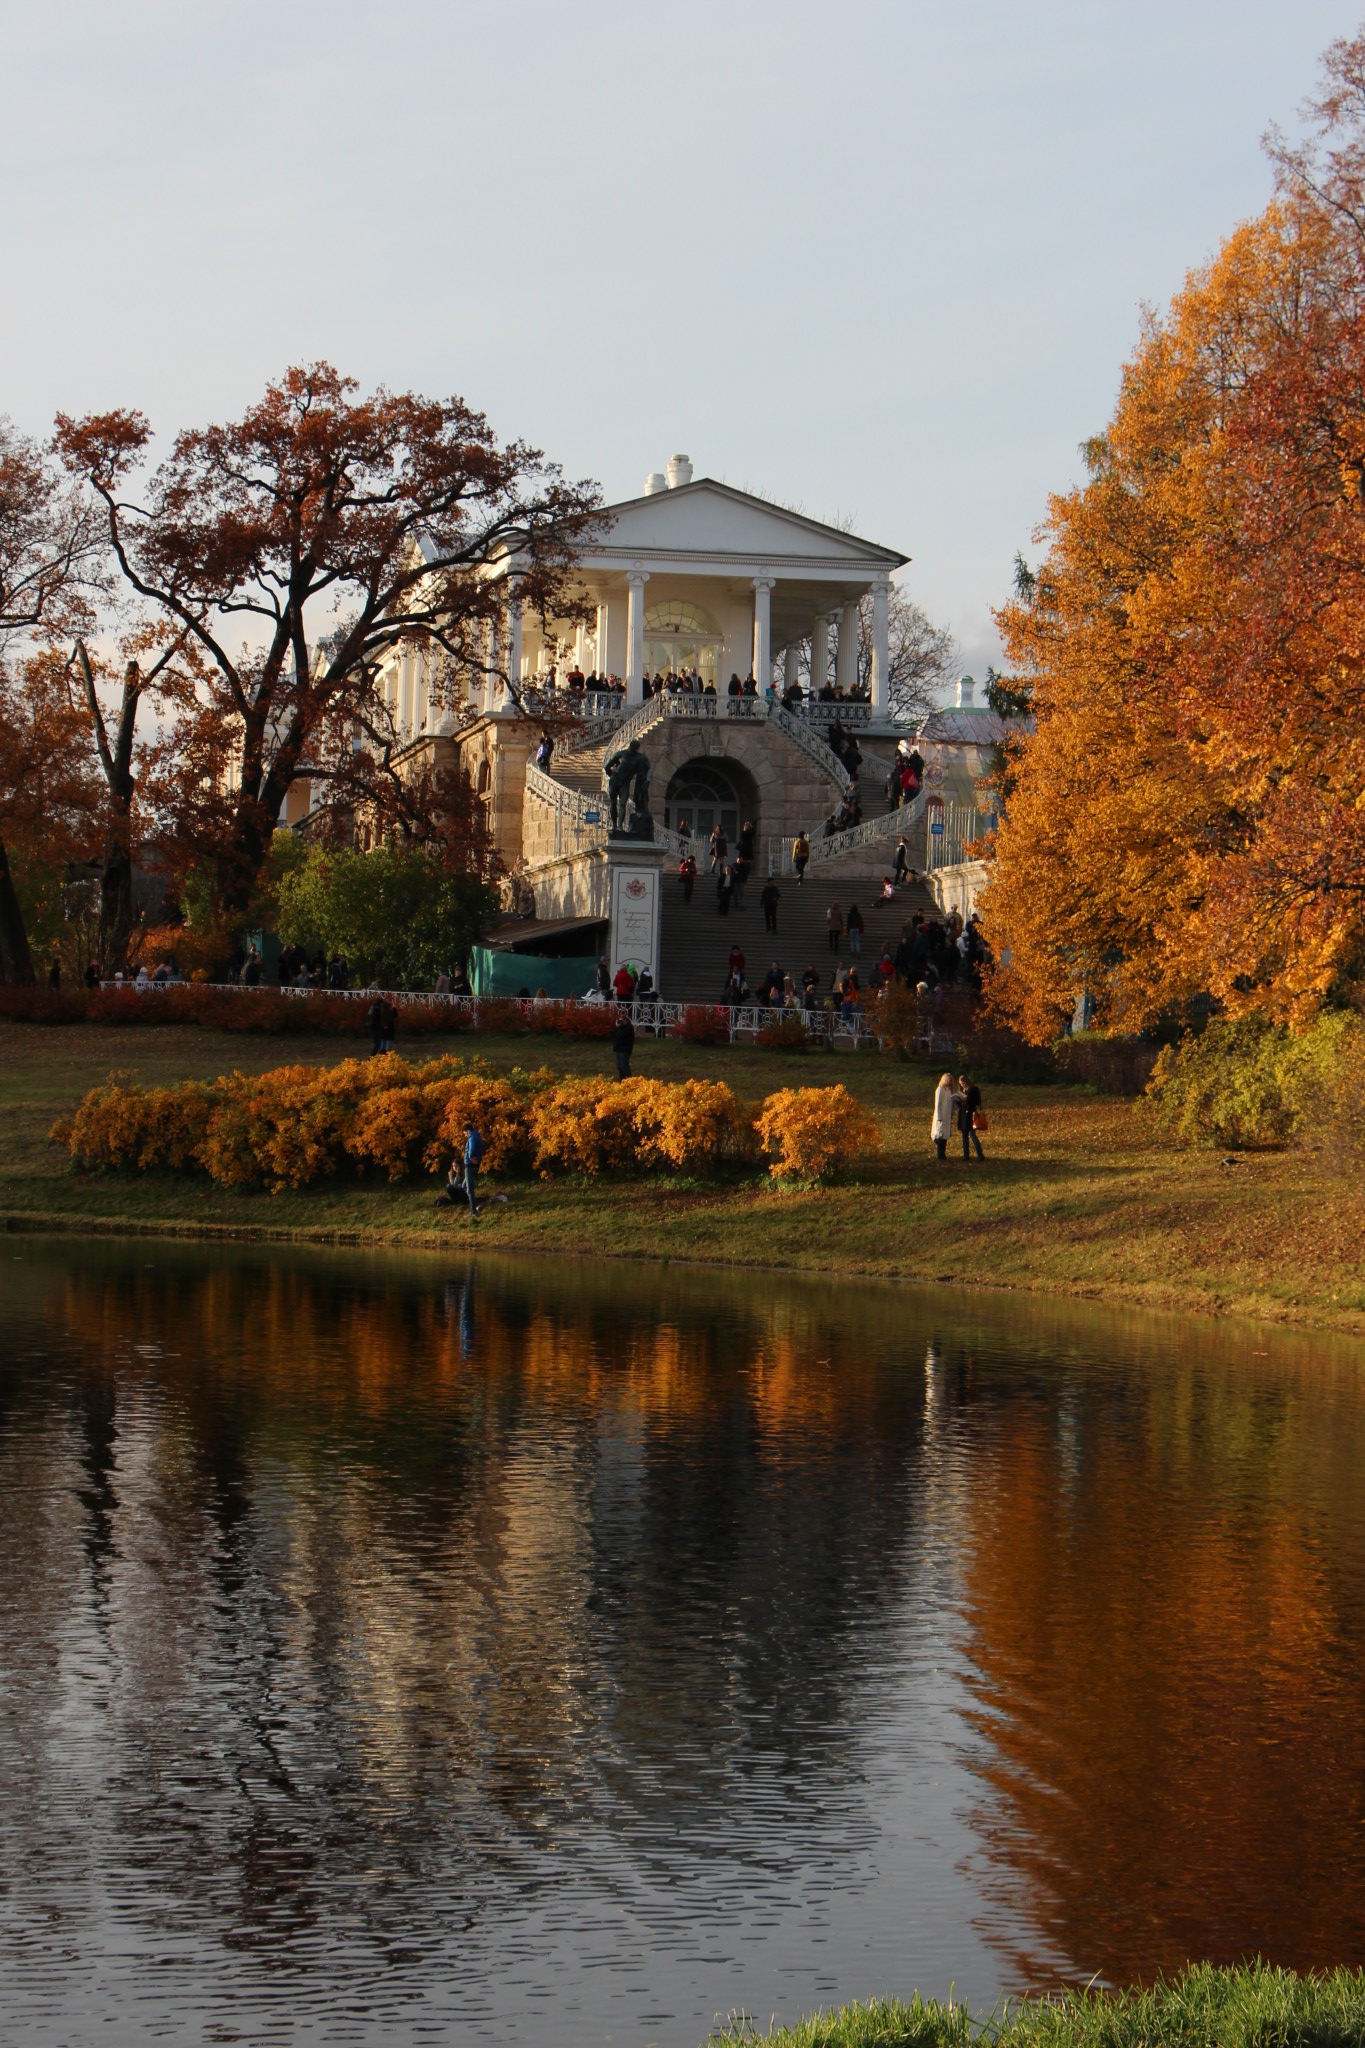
[893,838,909,885]
[846,903,864,957]
[680,852,697,903]
[709,823,728,874]
[760,877,780,933]
[826,902,843,954]
[730,854,749,910]
[462,1119,484,1219]
[957,1072,985,1160]
[792,831,810,887]
[931,1072,957,1163]
[613,1006,635,1080]
[717,864,733,915]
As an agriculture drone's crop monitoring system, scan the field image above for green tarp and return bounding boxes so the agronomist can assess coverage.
[468,947,599,1000]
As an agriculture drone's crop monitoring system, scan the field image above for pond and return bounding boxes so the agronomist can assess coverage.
[3,1241,1365,2046]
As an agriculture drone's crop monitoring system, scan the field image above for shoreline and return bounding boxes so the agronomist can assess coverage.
[8,1201,1365,1341]
[8,1020,1365,1342]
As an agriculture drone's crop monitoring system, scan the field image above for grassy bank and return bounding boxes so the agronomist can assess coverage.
[5,1021,1364,1332]
[706,1965,1365,2046]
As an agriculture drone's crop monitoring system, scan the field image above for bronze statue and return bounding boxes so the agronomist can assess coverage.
[604,737,653,838]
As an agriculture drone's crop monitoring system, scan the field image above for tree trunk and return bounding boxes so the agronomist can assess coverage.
[0,838,34,984]
[97,834,134,972]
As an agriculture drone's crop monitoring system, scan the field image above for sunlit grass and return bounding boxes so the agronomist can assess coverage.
[708,1964,1365,2046]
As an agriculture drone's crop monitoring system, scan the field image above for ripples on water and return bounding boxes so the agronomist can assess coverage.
[2,1244,1365,2045]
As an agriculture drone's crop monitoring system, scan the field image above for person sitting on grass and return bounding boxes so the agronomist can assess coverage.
[434,1158,466,1209]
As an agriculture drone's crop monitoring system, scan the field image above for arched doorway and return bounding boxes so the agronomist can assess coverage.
[665,761,748,843]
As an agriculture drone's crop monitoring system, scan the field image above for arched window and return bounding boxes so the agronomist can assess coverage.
[665,761,745,843]
[476,759,491,796]
[644,599,723,684]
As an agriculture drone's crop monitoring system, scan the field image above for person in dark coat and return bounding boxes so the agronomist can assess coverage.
[957,1072,985,1160]
[760,878,780,933]
[613,1008,635,1080]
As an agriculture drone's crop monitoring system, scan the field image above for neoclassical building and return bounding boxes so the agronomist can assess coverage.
[345,459,994,989]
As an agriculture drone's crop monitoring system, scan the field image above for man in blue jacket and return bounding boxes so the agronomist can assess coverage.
[462,1120,484,1219]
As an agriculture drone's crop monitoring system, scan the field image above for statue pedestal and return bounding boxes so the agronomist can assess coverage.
[606,838,666,991]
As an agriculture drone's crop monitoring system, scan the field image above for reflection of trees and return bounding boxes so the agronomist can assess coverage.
[2,1246,934,1969]
[945,1329,1365,1989]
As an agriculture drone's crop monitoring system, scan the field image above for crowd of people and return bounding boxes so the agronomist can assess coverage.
[707,905,985,1025]
[536,663,875,710]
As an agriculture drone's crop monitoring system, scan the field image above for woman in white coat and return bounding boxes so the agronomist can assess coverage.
[931,1072,958,1162]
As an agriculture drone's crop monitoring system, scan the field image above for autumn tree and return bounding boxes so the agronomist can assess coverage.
[984,35,1365,1038]
[0,420,100,981]
[56,364,601,921]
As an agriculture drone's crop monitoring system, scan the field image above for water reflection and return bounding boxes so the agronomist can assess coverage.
[2,1245,1365,2045]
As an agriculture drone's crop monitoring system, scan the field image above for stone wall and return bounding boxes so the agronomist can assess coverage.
[928,859,989,921]
[641,718,843,845]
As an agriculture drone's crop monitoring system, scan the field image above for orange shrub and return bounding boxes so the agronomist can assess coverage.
[345,1080,460,1180]
[754,1085,881,1184]
[527,1077,635,1176]
[428,1074,535,1173]
[672,1004,730,1045]
[55,1080,214,1173]
[626,1078,756,1171]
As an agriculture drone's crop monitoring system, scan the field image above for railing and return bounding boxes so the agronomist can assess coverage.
[797,700,874,728]
[523,760,608,859]
[97,978,952,1050]
[765,792,925,876]
[925,801,995,871]
[557,692,855,796]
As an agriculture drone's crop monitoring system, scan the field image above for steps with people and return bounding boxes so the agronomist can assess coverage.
[657,852,938,1006]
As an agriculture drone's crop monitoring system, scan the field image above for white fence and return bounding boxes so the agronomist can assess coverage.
[925,801,995,870]
[100,979,955,1055]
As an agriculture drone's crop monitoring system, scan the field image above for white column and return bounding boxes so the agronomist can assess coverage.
[483,614,499,715]
[596,602,608,674]
[835,601,859,693]
[625,570,649,705]
[784,645,798,692]
[811,611,831,697]
[505,588,523,709]
[751,576,774,686]
[574,620,586,672]
[870,579,891,718]
[400,651,414,739]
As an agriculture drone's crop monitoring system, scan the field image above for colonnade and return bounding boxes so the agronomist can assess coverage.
[380,571,898,727]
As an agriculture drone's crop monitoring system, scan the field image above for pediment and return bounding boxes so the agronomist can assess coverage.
[592,479,907,569]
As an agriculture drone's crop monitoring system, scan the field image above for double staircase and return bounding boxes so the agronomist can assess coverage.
[522,695,938,1000]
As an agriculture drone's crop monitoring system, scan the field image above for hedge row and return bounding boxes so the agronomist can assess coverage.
[52,1055,881,1191]
[0,985,623,1037]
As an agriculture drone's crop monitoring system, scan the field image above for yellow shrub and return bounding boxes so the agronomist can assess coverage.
[527,1078,635,1175]
[754,1085,881,1183]
[627,1078,756,1170]
[428,1075,533,1174]
[55,1080,213,1173]
[346,1081,456,1180]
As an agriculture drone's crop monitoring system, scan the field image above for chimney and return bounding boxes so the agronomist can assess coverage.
[666,453,693,489]
[956,674,975,709]
[644,471,667,495]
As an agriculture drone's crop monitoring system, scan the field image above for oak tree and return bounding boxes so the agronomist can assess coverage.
[56,364,600,920]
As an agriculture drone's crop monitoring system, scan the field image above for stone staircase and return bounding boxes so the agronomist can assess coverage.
[657,850,938,1005]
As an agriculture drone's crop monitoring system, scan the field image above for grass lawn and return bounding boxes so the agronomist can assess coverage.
[704,1964,1365,2046]
[3,1020,1362,1333]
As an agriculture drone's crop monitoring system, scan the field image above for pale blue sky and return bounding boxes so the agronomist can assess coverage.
[0,1,1354,674]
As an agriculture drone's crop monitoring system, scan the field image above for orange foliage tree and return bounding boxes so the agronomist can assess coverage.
[984,35,1365,1039]
[55,364,601,920]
